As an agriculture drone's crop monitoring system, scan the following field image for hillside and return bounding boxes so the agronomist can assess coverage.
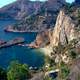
[29,4,80,80]
[0,0,43,20]
[0,0,65,20]
[29,3,80,80]
[1,0,65,32]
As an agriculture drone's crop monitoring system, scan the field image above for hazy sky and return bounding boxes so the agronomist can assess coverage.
[0,0,75,8]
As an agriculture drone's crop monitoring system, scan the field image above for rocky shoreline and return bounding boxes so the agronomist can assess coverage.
[0,37,25,49]
[4,25,48,33]
[26,29,52,48]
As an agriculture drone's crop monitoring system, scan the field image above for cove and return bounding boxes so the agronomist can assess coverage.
[0,20,44,68]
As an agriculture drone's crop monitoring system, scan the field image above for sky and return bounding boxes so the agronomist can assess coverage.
[0,0,75,8]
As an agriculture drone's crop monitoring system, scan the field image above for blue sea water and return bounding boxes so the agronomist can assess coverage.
[0,20,44,68]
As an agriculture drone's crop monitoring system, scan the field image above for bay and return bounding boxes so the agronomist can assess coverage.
[0,20,44,68]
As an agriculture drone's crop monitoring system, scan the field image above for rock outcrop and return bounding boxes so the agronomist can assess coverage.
[29,29,53,48]
[50,10,79,47]
[30,9,79,49]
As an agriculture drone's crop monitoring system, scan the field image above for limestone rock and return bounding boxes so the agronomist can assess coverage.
[50,10,78,47]
[29,29,52,48]
[30,9,79,49]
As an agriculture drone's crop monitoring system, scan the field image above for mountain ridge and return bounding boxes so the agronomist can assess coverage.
[2,0,65,32]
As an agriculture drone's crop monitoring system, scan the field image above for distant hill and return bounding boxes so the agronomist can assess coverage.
[0,0,43,20]
[0,0,65,20]
[2,0,65,32]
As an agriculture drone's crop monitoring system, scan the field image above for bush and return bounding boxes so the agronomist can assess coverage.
[7,61,31,80]
[70,50,77,59]
[44,76,53,80]
[61,62,70,79]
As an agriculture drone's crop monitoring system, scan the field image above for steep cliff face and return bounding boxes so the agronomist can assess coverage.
[50,10,79,47]
[30,9,80,53]
[29,29,53,48]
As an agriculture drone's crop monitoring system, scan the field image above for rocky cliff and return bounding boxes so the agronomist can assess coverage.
[50,10,79,47]
[29,29,53,48]
[28,8,80,80]
[30,9,80,49]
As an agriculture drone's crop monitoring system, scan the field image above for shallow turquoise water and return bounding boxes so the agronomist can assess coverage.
[0,20,44,68]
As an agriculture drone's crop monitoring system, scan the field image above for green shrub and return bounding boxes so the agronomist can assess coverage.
[61,62,70,79]
[44,76,53,80]
[7,61,31,80]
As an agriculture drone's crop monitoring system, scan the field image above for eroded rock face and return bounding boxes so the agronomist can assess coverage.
[50,10,79,47]
[30,10,79,49]
[29,29,52,48]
